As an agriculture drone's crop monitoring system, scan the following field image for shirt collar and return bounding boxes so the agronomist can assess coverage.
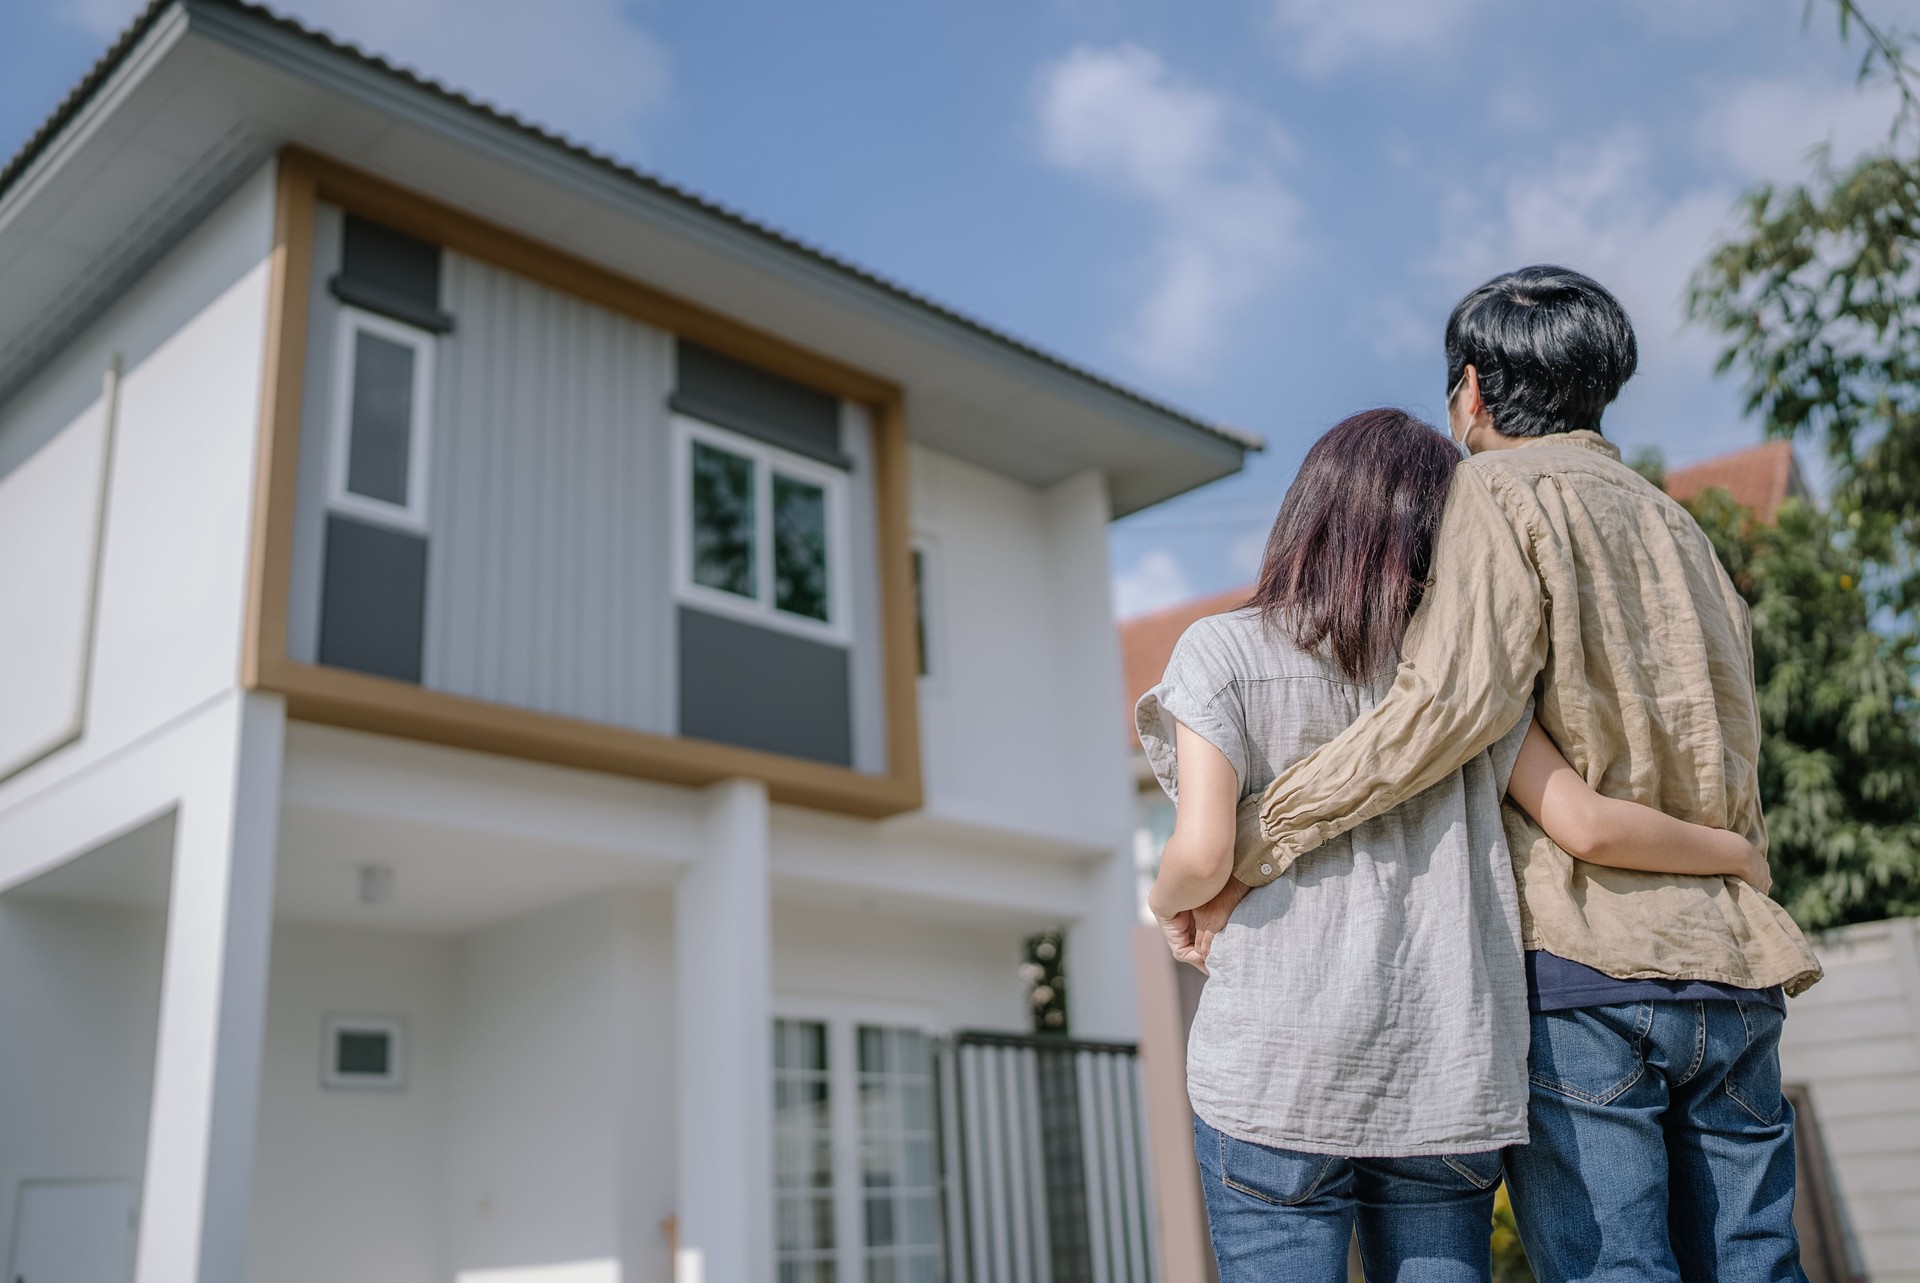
[1510,429,1619,461]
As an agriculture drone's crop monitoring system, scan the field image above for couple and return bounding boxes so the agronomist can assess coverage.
[1138,266,1825,1283]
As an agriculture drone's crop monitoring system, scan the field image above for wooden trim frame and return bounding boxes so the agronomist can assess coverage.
[245,148,922,818]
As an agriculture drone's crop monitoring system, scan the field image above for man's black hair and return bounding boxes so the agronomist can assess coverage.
[1444,265,1638,439]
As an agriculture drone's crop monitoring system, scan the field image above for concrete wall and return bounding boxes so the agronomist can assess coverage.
[1780,916,1920,1282]
[0,897,168,1273]
[0,163,274,821]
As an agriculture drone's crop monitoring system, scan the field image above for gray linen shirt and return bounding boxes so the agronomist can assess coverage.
[1137,607,1532,1157]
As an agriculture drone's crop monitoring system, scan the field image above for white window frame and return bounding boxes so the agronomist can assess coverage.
[326,305,435,533]
[772,997,947,1283]
[672,414,852,645]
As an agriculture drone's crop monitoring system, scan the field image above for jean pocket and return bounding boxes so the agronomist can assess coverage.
[1725,1001,1786,1126]
[1527,1003,1651,1106]
[1439,1149,1506,1190]
[1216,1130,1340,1207]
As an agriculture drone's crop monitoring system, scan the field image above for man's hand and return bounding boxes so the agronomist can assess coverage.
[1738,844,1774,896]
[1192,878,1251,962]
[1156,909,1208,974]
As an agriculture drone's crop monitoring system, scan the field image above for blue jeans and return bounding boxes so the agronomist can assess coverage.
[1504,999,1809,1283]
[1195,1115,1502,1282]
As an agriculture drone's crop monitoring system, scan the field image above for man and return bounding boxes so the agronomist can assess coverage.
[1207,266,1823,1282]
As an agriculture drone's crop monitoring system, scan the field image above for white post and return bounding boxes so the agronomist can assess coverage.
[674,777,773,1283]
[134,692,285,1283]
[1044,469,1144,1043]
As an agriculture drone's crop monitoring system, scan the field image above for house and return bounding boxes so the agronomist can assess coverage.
[1119,438,1908,1283]
[1663,438,1808,524]
[0,4,1260,1282]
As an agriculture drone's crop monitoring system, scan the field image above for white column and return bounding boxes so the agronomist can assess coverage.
[674,777,773,1283]
[1044,469,1144,1042]
[134,692,285,1283]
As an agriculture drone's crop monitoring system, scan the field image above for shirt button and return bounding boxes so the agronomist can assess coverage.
[1259,863,1273,876]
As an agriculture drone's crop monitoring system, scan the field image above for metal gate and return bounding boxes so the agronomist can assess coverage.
[942,1031,1159,1283]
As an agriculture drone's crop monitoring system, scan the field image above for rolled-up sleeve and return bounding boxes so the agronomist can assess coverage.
[1136,620,1249,803]
[1242,464,1550,884]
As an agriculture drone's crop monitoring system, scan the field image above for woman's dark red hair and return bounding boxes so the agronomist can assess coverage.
[1246,408,1458,681]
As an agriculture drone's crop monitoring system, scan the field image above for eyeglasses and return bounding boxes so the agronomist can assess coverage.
[1445,372,1467,406]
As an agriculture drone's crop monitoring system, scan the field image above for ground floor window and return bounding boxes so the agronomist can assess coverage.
[773,1016,945,1283]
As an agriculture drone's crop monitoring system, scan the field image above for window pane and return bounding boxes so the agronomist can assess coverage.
[692,441,756,598]
[346,329,415,506]
[773,471,829,621]
[774,1019,835,1270]
[857,1023,943,1271]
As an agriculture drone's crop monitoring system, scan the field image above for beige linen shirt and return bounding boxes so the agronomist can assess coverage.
[1242,431,1823,997]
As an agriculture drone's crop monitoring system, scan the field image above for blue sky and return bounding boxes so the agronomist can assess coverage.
[3,0,1911,616]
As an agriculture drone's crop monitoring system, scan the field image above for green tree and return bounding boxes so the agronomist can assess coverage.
[1689,0,1920,617]
[1688,487,1920,929]
[1685,0,1920,928]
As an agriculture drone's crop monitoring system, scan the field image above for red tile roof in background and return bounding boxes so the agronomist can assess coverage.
[1117,439,1808,752]
[1119,586,1251,749]
[1663,439,1806,524]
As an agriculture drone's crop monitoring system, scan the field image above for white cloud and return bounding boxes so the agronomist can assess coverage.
[1267,0,1489,74]
[1112,548,1195,618]
[1035,44,1303,380]
[1695,75,1899,183]
[1427,129,1746,460]
[64,0,670,149]
[1419,67,1906,464]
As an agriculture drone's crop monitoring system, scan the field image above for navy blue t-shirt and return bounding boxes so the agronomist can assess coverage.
[1526,950,1786,1014]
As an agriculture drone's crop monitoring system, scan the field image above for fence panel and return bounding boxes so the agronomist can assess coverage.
[946,1032,1159,1283]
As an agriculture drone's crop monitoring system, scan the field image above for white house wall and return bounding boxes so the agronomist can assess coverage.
[910,446,1132,845]
[0,162,274,828]
[442,892,675,1283]
[0,898,169,1274]
[772,901,1030,1035]
[246,921,454,1283]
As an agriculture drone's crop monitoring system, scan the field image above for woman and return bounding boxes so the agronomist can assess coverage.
[1136,409,1766,1283]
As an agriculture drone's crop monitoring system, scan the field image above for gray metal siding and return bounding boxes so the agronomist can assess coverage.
[424,250,676,733]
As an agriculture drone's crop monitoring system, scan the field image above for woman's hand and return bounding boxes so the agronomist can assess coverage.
[1156,908,1208,973]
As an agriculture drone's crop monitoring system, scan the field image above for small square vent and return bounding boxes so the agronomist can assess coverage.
[322,1014,406,1091]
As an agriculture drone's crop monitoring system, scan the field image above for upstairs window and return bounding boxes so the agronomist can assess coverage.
[677,417,848,641]
[328,306,434,532]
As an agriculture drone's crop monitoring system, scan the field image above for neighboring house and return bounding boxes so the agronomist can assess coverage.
[1664,438,1809,524]
[0,5,1259,1283]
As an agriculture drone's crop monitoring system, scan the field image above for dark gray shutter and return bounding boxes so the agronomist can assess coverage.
[319,515,427,683]
[672,340,848,468]
[331,214,454,333]
[676,606,852,766]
